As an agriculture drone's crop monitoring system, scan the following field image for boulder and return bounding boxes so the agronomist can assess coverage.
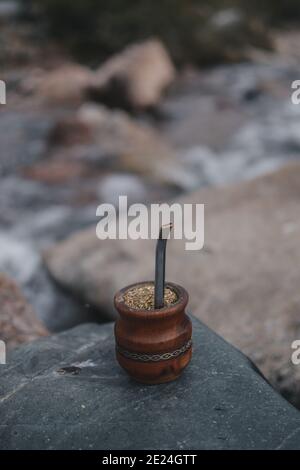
[274,31,300,63]
[1,318,300,450]
[44,163,300,406]
[22,159,90,185]
[47,104,194,189]
[48,115,93,146]
[89,39,175,110]
[0,274,48,350]
[33,64,94,105]
[24,40,174,108]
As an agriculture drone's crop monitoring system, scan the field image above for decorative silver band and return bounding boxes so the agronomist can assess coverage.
[116,339,192,363]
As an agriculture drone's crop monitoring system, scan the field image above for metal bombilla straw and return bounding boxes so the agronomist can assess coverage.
[154,223,173,309]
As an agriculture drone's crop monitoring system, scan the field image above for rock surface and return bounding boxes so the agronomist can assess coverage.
[26,40,174,110]
[33,64,94,105]
[44,163,300,406]
[89,39,175,110]
[0,274,48,350]
[46,103,193,189]
[0,318,300,450]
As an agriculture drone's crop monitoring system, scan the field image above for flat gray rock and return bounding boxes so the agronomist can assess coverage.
[0,317,300,450]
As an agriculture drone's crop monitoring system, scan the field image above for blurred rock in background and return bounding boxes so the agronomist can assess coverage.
[89,39,175,110]
[32,64,94,106]
[0,273,48,349]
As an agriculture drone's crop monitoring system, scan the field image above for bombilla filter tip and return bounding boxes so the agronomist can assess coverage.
[159,222,173,240]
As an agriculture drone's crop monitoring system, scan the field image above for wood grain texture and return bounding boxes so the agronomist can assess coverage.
[114,281,192,384]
